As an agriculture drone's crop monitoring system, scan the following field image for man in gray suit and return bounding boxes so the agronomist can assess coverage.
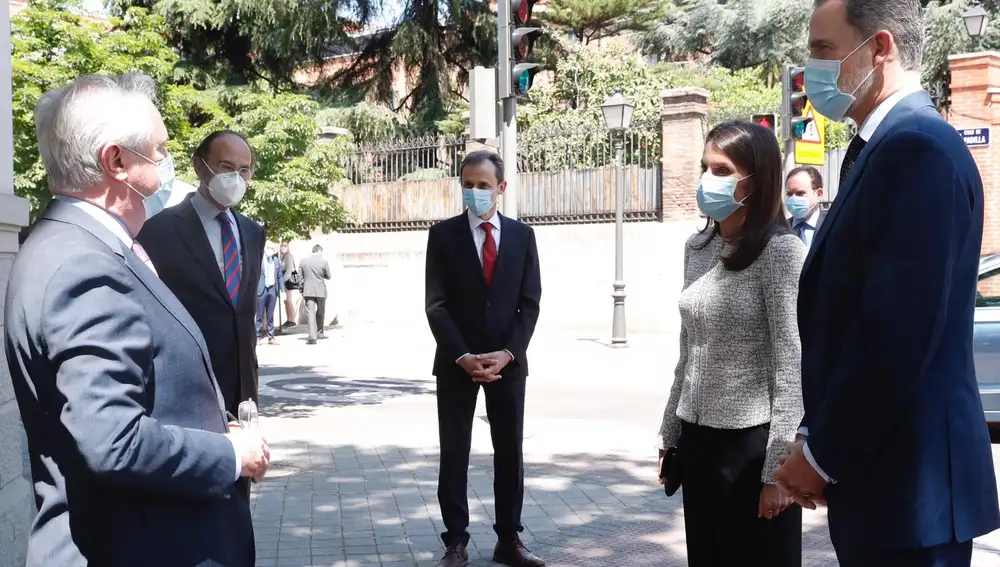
[4,73,269,567]
[299,244,332,345]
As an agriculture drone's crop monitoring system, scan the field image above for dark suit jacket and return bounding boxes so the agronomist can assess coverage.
[137,194,265,414]
[4,200,252,567]
[799,91,1000,549]
[299,253,331,299]
[425,212,542,379]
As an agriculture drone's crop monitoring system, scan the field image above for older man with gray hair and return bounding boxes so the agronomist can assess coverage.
[4,72,266,567]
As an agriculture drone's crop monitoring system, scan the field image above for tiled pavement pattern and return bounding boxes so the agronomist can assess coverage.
[250,329,1000,567]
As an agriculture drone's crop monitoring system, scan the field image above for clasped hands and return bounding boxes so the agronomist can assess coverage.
[226,422,270,484]
[458,351,513,383]
[773,438,828,510]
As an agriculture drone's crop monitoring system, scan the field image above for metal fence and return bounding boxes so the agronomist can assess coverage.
[337,121,663,231]
[516,120,662,224]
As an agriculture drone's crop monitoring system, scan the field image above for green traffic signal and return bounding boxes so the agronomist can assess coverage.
[512,63,540,96]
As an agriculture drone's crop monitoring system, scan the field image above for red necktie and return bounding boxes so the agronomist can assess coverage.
[480,222,497,285]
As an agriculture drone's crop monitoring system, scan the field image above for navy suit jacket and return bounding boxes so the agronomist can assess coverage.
[4,200,253,566]
[137,194,264,414]
[799,91,1000,549]
[424,212,542,379]
[257,255,283,297]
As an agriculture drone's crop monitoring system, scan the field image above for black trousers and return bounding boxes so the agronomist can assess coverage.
[680,421,802,567]
[436,372,526,547]
[835,540,972,567]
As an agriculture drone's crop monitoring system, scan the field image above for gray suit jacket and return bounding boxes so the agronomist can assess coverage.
[4,200,253,567]
[298,253,331,298]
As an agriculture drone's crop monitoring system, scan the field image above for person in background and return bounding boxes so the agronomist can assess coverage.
[425,151,543,567]
[299,244,332,345]
[136,129,265,503]
[280,242,298,326]
[784,166,826,247]
[256,244,283,345]
[657,121,806,567]
[5,72,267,567]
[774,1,1000,565]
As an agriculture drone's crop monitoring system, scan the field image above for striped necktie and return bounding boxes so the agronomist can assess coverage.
[216,212,241,305]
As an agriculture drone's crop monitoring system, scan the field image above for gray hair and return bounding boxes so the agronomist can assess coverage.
[816,0,924,71]
[34,72,160,194]
[460,150,505,183]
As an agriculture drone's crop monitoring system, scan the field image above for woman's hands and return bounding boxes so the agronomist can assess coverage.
[758,484,792,519]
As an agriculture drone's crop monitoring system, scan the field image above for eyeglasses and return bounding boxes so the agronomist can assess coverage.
[202,157,253,179]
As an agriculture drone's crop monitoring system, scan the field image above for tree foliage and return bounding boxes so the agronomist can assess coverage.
[541,0,667,45]
[13,0,350,238]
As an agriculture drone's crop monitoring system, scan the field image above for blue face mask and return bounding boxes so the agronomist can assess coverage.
[804,34,878,121]
[697,172,752,222]
[462,187,497,217]
[785,195,812,219]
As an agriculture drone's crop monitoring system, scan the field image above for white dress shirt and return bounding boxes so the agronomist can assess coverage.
[191,190,241,277]
[56,196,242,481]
[799,80,926,485]
[468,208,502,264]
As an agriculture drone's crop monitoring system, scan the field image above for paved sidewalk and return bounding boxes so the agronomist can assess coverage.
[250,327,1000,567]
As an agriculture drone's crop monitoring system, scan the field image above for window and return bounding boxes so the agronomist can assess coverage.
[977,266,1000,307]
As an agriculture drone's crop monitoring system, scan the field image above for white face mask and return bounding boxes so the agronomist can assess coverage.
[202,158,248,208]
[124,147,175,220]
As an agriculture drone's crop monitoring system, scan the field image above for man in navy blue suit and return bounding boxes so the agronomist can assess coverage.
[774,1,1000,565]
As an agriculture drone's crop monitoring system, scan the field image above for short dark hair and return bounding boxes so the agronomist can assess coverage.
[786,166,824,190]
[193,130,254,164]
[694,120,791,272]
[312,244,323,253]
[815,0,923,71]
[460,150,505,183]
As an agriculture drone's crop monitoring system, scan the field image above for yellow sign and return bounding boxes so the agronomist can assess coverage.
[794,100,827,166]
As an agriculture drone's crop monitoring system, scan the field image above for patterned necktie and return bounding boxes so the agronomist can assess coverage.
[480,222,497,285]
[839,135,867,186]
[216,212,241,305]
[131,241,158,276]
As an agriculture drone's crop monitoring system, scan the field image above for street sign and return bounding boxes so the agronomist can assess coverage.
[958,127,991,147]
[793,100,827,166]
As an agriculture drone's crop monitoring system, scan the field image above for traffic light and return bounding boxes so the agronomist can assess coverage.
[752,113,777,136]
[781,65,811,142]
[498,0,543,99]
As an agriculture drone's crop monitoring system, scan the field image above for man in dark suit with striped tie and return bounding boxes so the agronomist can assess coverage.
[137,130,265,436]
[425,151,543,567]
[784,165,827,247]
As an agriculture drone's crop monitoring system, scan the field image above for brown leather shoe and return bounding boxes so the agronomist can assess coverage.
[436,543,469,567]
[493,540,545,566]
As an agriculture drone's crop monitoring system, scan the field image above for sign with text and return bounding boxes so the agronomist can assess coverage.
[958,127,991,148]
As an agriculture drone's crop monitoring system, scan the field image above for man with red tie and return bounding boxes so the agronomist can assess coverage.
[425,151,543,567]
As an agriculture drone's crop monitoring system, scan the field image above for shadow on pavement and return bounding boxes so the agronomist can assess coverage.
[251,443,839,567]
[259,374,436,420]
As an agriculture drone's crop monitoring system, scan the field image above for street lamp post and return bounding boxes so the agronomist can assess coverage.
[601,89,634,348]
[962,3,989,41]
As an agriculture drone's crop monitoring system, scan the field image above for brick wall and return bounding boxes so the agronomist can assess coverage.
[949,52,1000,295]
[660,88,709,221]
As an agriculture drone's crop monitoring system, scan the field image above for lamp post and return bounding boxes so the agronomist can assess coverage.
[962,2,989,42]
[601,89,634,347]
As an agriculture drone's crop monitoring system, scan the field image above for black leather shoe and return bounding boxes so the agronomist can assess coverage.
[493,540,545,566]
[436,543,469,567]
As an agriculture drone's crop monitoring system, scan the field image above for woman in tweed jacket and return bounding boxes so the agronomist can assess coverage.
[657,121,807,566]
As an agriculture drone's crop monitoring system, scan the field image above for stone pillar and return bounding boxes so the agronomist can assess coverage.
[660,87,709,220]
[949,52,1000,255]
[0,1,33,565]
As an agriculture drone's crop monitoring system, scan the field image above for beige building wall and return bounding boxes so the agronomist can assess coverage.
[0,1,34,565]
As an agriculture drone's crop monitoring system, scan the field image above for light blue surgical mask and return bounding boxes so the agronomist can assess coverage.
[804,34,879,121]
[124,146,176,220]
[697,172,752,222]
[462,187,497,217]
[785,195,812,219]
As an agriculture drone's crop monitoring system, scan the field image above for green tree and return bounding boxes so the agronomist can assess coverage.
[13,0,350,238]
[541,0,667,45]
